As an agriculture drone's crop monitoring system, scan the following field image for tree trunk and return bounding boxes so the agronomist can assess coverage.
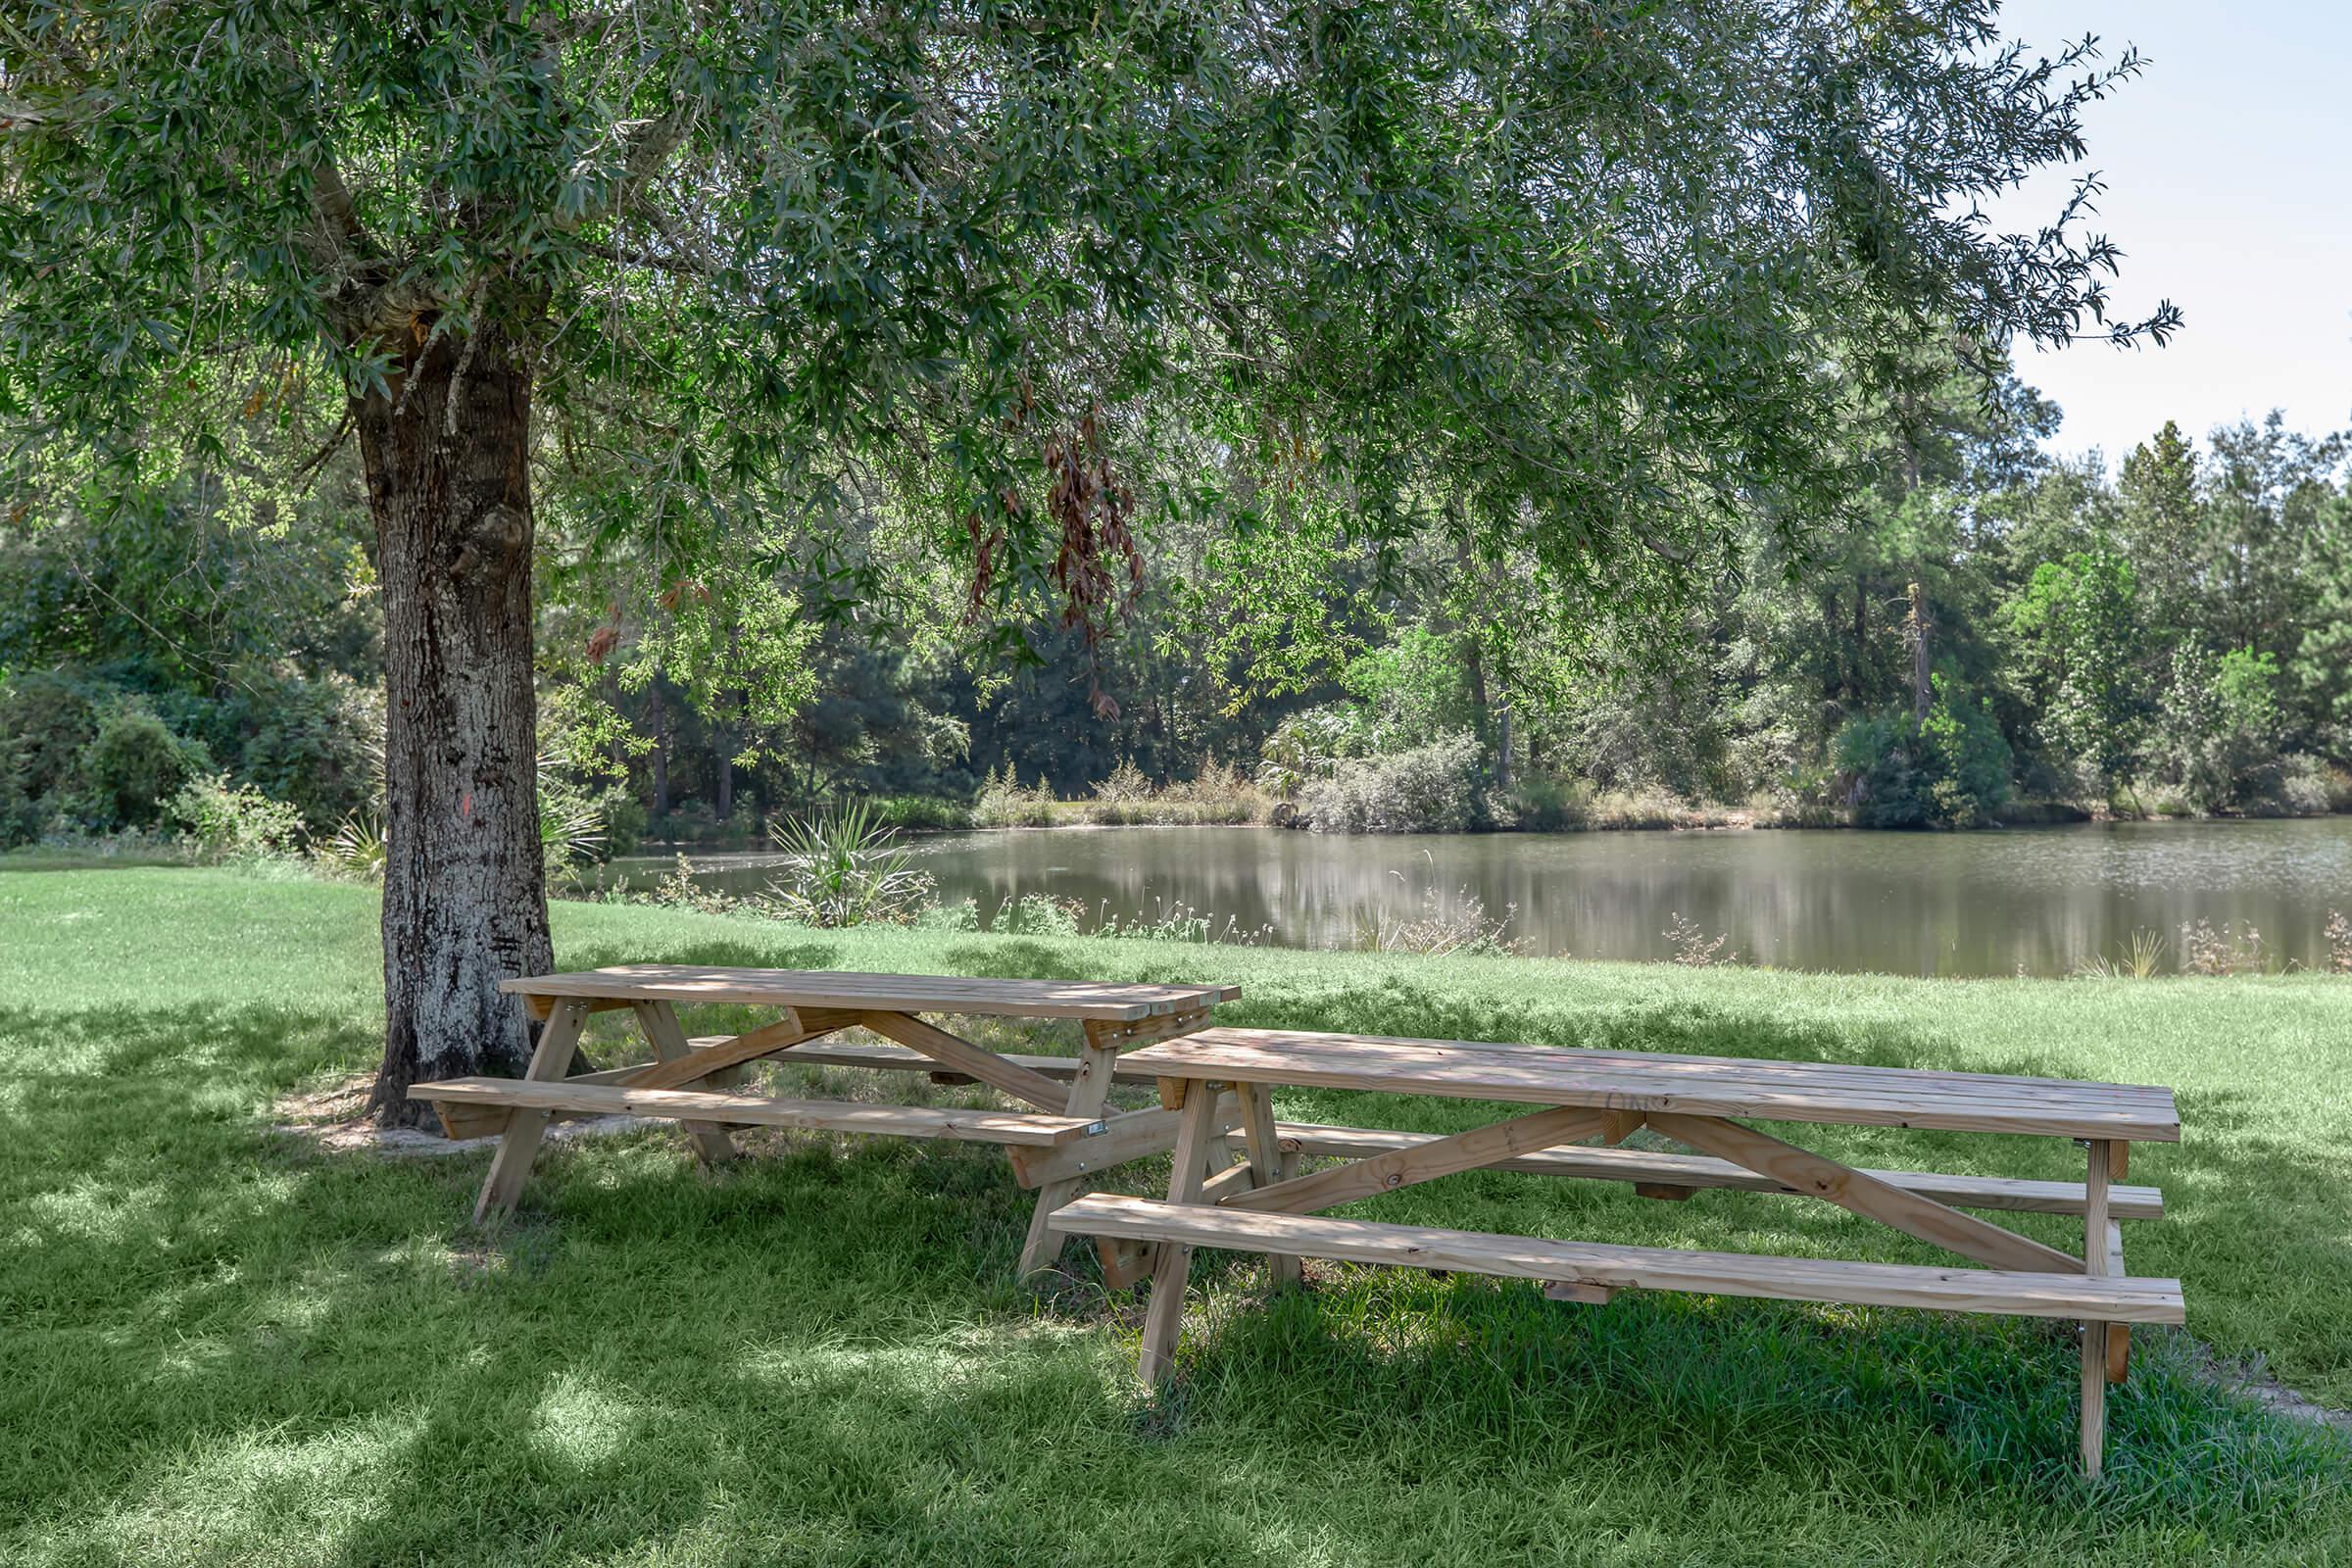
[1908,579,1932,721]
[650,680,671,817]
[359,321,554,1126]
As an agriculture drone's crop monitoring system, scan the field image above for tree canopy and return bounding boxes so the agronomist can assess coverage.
[2,0,2182,1115]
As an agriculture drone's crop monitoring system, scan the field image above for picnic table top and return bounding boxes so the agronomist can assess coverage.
[502,964,1241,1022]
[1121,1027,2180,1142]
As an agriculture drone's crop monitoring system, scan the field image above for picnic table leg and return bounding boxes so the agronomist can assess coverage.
[472,998,588,1225]
[1139,1082,1225,1386]
[2080,1139,2114,1481]
[630,1001,738,1167]
[1236,1083,1301,1292]
[1016,1023,1122,1275]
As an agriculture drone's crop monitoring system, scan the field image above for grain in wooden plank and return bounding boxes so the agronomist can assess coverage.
[411,1077,1098,1147]
[504,965,1238,1021]
[1048,1195,2187,1324]
[1139,1029,2183,1113]
[1017,1025,1128,1274]
[470,999,587,1224]
[1235,1084,1302,1289]
[2104,1218,2132,1384]
[1139,1091,1228,1384]
[1124,1029,2179,1142]
[630,1001,739,1165]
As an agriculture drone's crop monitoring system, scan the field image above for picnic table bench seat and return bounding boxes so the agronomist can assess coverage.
[1052,1193,2187,1323]
[1047,1024,2181,1479]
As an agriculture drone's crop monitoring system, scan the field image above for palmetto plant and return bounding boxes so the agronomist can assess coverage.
[2073,928,2169,980]
[322,812,389,882]
[763,802,936,928]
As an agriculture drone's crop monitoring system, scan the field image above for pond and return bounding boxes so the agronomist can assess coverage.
[603,817,2352,977]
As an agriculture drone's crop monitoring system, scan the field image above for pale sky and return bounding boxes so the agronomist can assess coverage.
[1985,1,2352,467]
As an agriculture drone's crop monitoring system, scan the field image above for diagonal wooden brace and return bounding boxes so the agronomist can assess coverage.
[630,1002,739,1166]
[471,998,588,1225]
[859,1011,1067,1112]
[1647,1111,2083,1275]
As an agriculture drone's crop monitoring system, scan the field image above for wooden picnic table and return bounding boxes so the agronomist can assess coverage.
[411,964,1239,1273]
[1048,1026,2184,1479]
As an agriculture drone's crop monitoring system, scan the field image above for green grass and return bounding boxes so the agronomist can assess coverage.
[2,867,2348,1566]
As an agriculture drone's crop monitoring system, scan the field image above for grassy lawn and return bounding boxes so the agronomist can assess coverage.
[3,866,2348,1565]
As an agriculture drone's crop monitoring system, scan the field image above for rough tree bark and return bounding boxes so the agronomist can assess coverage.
[358,317,555,1125]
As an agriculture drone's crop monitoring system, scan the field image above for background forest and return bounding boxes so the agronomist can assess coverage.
[4,355,2349,857]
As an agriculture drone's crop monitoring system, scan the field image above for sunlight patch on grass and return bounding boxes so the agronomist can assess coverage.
[527,1370,643,1471]
[58,1409,429,1568]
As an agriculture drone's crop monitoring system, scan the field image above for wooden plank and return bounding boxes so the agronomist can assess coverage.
[1139,1090,1229,1385]
[1017,1026,1127,1274]
[2082,1138,2113,1478]
[619,1013,852,1092]
[630,1001,738,1165]
[1007,1097,1241,1189]
[432,1102,514,1141]
[1200,1158,1256,1203]
[1220,1122,2166,1219]
[2081,1324,2107,1481]
[1236,1084,1302,1289]
[1649,1112,2084,1275]
[1544,1280,1614,1305]
[2083,1140,2113,1276]
[1222,1103,1614,1217]
[503,965,1239,1021]
[471,999,587,1225]
[2104,1219,2132,1384]
[858,1011,1069,1113]
[411,1077,1099,1147]
[1048,1196,2188,1324]
[754,1039,1169,1084]
[1082,1006,1213,1053]
[1123,1028,2180,1142]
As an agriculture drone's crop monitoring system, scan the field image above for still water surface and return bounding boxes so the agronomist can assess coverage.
[609,818,2352,977]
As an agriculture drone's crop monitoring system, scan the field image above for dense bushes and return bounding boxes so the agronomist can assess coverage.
[1295,733,1486,834]
[1834,681,2015,828]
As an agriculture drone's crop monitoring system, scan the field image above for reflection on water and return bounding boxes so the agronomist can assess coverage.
[604,818,2352,977]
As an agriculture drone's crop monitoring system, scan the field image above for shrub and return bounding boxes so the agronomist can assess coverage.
[1296,732,1484,833]
[972,761,1057,827]
[1256,703,1369,800]
[75,699,211,830]
[761,801,936,926]
[537,760,608,884]
[168,773,306,859]
[0,731,45,849]
[1092,757,1152,804]
[2277,754,2335,816]
[0,670,101,806]
[1833,679,2012,828]
[989,892,1086,936]
[598,785,650,857]
[1501,774,1591,831]
[869,795,974,831]
[2153,646,2285,811]
[1349,886,1525,956]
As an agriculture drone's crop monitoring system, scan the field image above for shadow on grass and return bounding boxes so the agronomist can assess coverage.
[0,986,2345,1565]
